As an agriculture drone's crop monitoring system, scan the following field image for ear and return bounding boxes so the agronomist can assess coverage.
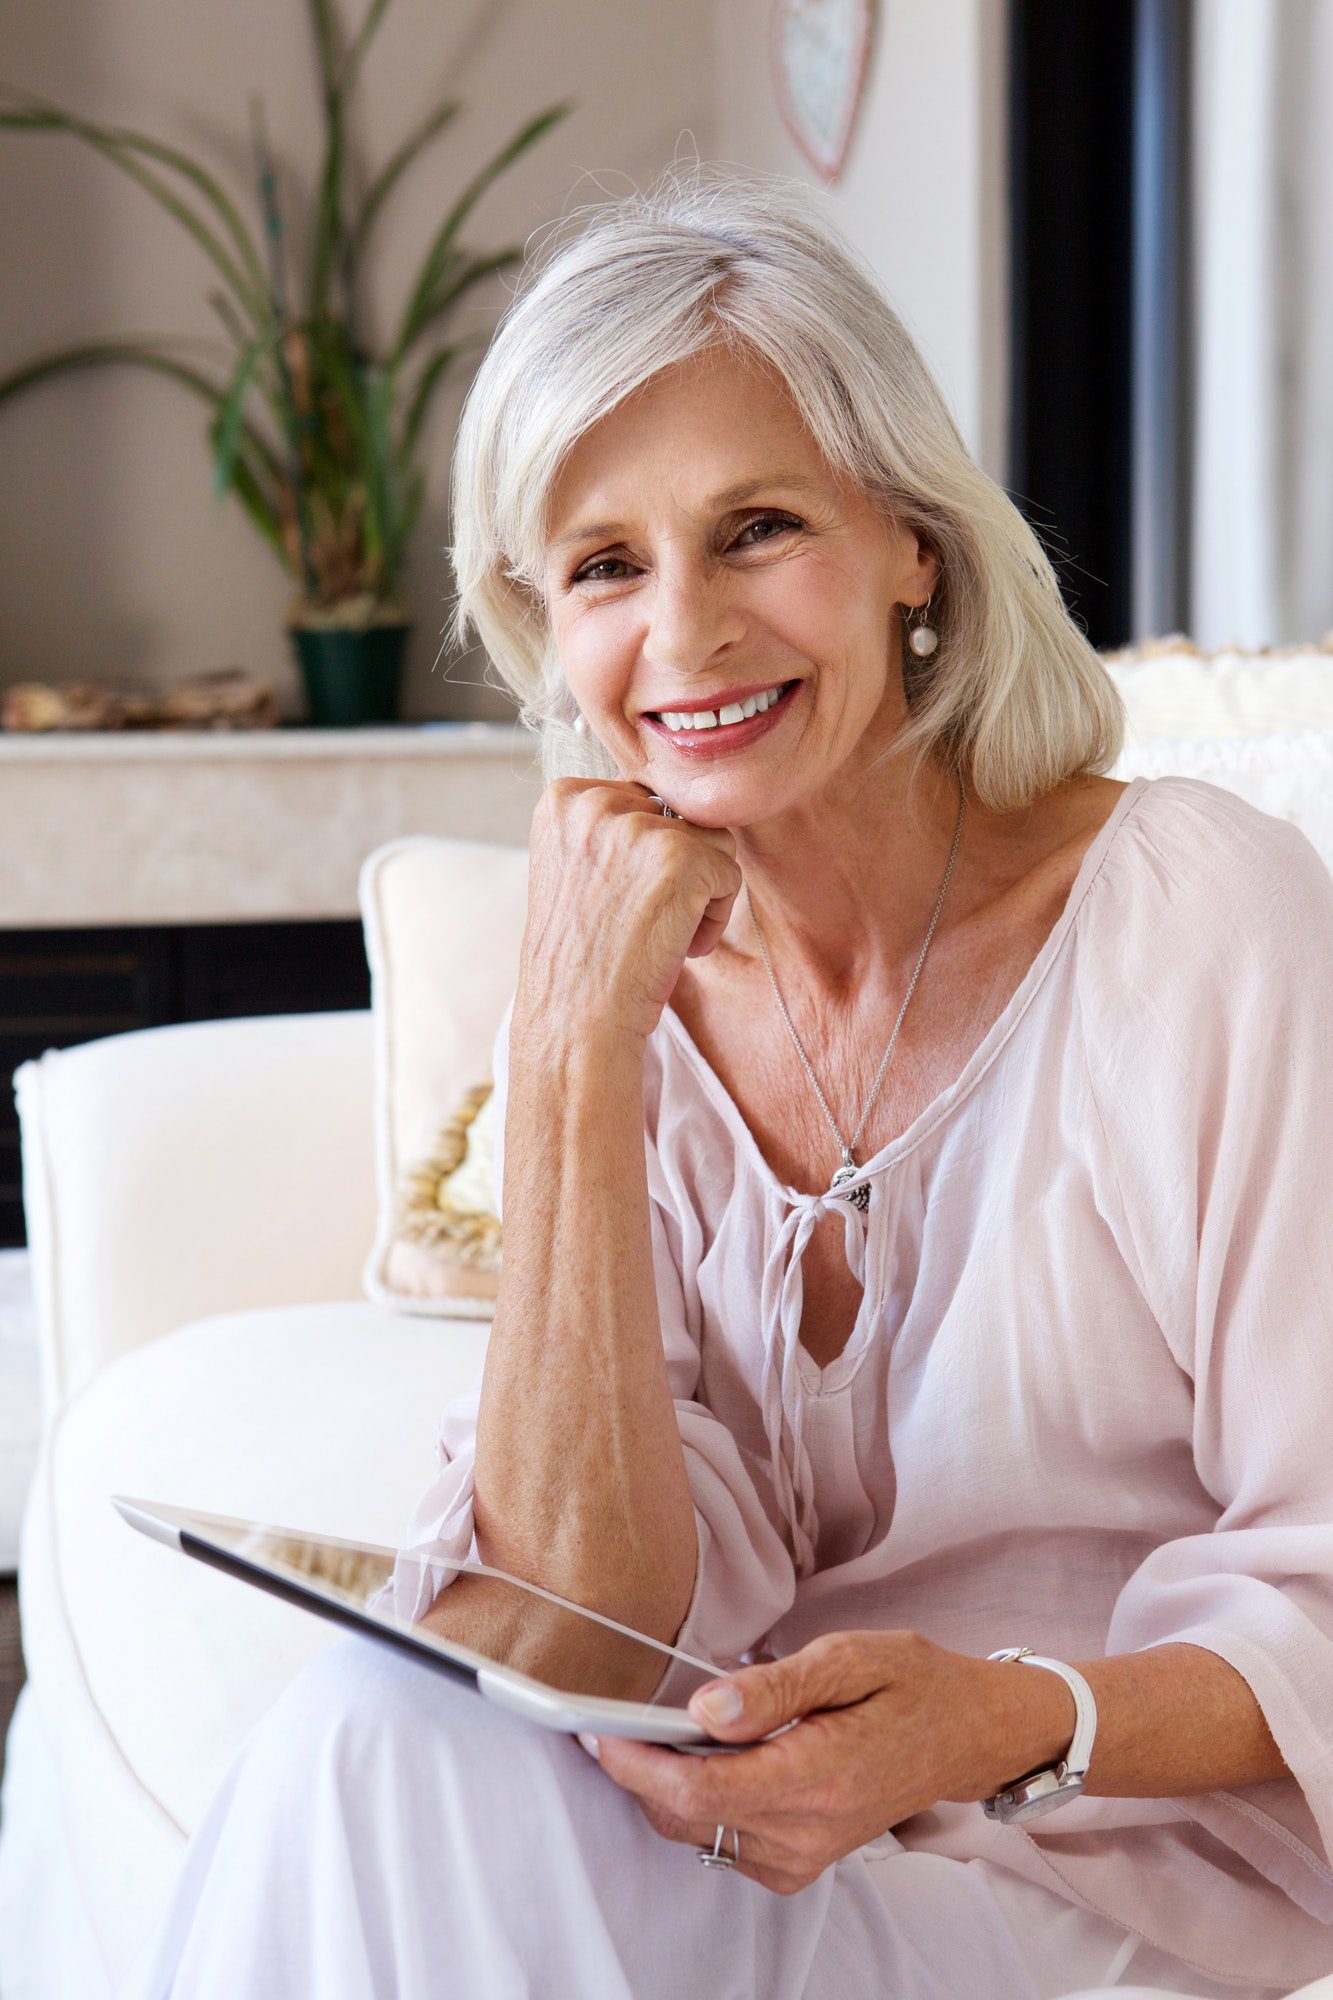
[883,511,939,607]
[906,529,941,604]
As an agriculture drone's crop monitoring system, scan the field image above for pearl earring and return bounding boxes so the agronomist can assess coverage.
[573,712,588,735]
[906,594,939,658]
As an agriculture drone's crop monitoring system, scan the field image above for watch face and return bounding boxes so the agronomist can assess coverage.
[1012,1789,1069,1824]
[989,1773,1086,1825]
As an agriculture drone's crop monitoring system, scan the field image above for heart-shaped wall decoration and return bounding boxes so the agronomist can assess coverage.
[770,0,878,185]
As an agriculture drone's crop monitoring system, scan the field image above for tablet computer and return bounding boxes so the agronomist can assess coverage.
[113,1497,741,1753]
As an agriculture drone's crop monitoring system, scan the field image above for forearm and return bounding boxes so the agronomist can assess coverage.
[968,1641,1290,1801]
[470,1002,697,1649]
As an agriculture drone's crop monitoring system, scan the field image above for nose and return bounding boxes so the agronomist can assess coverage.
[641,552,745,682]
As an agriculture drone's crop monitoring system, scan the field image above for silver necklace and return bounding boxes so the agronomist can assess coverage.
[744,775,966,1212]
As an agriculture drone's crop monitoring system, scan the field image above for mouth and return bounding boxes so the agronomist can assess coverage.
[641,678,802,753]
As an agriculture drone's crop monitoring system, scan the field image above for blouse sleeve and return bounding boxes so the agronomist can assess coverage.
[1085,799,1333,1918]
[378,993,797,1702]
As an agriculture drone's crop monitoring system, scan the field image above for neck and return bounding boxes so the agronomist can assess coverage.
[723,751,976,1002]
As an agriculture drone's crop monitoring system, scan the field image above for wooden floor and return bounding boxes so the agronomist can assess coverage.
[0,1578,25,1783]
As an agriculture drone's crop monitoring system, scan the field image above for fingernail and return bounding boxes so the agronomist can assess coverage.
[575,1732,601,1761]
[694,1682,744,1725]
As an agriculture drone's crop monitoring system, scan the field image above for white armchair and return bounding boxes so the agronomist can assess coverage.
[0,1009,497,1996]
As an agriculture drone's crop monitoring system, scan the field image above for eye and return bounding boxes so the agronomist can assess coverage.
[731,511,803,549]
[568,552,634,587]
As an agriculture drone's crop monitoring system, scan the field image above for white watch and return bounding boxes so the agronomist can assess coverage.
[980,1648,1098,1825]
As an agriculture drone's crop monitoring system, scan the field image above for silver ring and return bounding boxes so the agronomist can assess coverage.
[697,1823,740,1869]
[648,794,680,820]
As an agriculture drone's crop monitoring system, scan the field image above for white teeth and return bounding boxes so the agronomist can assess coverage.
[658,683,788,733]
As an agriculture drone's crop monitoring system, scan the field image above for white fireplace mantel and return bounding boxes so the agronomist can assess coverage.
[1,722,541,927]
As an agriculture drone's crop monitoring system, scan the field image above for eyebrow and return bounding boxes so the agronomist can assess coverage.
[545,472,828,554]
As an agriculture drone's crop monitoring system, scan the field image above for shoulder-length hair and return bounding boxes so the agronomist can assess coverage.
[447,163,1125,814]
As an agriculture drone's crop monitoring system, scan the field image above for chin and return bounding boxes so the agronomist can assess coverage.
[657,779,805,830]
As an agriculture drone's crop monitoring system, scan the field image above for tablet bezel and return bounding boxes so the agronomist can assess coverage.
[112,1496,734,1749]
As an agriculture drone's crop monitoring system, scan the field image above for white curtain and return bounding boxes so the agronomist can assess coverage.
[1190,0,1333,649]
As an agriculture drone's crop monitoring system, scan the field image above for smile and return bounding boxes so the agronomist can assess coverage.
[642,679,801,752]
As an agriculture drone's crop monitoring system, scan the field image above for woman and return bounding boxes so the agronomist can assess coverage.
[122,168,1333,2000]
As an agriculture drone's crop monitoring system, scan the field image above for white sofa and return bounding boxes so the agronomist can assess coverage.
[4,648,1333,1999]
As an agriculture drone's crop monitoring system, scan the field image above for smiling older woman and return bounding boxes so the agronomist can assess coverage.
[122,169,1333,2000]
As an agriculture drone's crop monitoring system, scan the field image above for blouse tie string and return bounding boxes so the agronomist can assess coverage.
[759,1187,870,1575]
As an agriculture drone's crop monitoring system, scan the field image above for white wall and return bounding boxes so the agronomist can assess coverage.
[715,0,1009,481]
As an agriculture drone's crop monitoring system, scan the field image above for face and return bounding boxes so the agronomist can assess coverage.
[540,346,939,830]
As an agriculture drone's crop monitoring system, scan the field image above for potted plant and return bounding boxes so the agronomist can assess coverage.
[0,3,568,725]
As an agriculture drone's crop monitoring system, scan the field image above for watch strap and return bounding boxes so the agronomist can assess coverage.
[980,1648,1099,1825]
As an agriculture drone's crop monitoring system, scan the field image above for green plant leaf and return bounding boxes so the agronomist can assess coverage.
[308,319,385,562]
[401,248,521,356]
[211,325,283,497]
[207,287,250,349]
[361,358,397,573]
[305,0,341,111]
[303,0,345,316]
[91,117,269,307]
[211,290,297,451]
[397,464,427,561]
[0,336,283,480]
[0,335,289,562]
[397,341,460,468]
[207,413,286,557]
[0,91,270,306]
[0,98,271,327]
[229,459,286,557]
[392,101,571,361]
[343,96,460,278]
[341,0,393,96]
[305,0,395,318]
[308,120,344,317]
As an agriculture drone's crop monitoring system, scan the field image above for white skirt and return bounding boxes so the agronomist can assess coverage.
[115,1635,1284,2000]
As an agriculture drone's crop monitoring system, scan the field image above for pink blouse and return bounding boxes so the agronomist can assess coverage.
[391,773,1333,1991]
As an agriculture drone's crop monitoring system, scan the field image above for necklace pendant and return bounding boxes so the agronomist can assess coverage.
[830,1155,871,1213]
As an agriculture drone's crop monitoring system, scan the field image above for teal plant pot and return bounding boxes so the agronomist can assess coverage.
[290,622,410,727]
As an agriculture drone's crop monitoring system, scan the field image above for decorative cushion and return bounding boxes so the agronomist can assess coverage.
[359,837,528,1318]
[1103,633,1333,740]
[387,1079,502,1308]
[1104,638,1333,876]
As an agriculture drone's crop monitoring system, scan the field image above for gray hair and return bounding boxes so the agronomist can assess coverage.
[447,163,1125,813]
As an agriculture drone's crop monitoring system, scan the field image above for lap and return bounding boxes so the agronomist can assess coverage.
[120,1636,1251,2000]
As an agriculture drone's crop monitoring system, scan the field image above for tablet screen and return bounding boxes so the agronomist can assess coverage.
[172,1508,724,1708]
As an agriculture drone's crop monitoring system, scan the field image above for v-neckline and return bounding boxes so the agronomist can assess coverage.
[659,774,1150,1207]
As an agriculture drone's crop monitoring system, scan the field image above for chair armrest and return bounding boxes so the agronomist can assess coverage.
[17,1010,376,1419]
